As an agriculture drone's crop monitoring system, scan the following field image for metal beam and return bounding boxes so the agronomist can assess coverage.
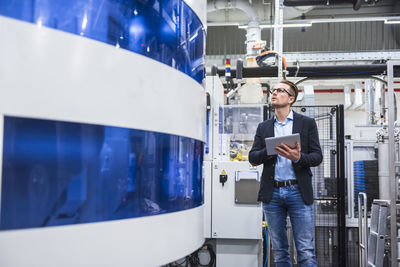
[387,60,399,267]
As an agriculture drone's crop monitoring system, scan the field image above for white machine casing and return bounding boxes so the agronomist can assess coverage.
[0,0,207,263]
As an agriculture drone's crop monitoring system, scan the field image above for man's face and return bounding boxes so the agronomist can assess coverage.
[269,83,295,108]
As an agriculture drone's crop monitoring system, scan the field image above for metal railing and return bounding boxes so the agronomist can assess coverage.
[358,193,368,267]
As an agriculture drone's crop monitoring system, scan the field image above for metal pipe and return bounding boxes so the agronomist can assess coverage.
[217,64,389,78]
[283,0,364,10]
[274,0,283,80]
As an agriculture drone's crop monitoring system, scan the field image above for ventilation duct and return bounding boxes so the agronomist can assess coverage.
[283,0,367,11]
[207,1,313,22]
[349,82,363,110]
[344,85,352,110]
[208,1,263,103]
[208,1,260,56]
[207,1,258,22]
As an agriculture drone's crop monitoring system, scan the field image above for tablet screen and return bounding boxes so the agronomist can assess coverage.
[265,133,300,156]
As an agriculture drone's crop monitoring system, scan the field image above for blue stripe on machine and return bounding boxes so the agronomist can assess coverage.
[0,0,205,84]
[0,116,203,230]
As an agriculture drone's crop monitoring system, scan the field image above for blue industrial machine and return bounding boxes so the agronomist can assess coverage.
[0,1,206,266]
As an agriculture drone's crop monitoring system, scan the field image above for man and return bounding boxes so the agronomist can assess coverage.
[249,80,323,267]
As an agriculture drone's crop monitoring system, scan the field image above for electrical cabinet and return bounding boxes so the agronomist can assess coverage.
[211,161,263,239]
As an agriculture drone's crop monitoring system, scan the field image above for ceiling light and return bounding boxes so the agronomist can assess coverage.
[385,19,400,24]
[208,22,240,27]
[239,23,312,29]
[310,17,386,24]
[260,23,312,28]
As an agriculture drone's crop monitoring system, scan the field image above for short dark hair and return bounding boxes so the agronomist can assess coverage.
[279,80,298,105]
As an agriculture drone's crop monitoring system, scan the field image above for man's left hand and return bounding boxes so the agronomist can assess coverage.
[275,142,300,162]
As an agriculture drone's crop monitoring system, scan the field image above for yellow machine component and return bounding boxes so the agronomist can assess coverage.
[230,148,249,161]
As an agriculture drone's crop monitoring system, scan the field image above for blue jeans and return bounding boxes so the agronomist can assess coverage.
[262,184,317,267]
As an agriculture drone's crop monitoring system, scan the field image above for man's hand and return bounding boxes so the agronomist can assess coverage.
[275,142,301,162]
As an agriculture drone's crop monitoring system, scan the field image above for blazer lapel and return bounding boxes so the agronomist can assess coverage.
[292,111,303,134]
[266,118,275,137]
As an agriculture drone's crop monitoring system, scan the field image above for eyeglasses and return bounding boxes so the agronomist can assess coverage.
[268,88,293,96]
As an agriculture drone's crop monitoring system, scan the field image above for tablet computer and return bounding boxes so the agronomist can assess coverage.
[265,133,300,156]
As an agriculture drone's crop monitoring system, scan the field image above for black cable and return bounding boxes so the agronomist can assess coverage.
[188,244,216,267]
[166,243,216,267]
[168,256,189,267]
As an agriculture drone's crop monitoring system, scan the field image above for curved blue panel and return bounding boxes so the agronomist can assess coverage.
[0,0,206,84]
[1,116,203,230]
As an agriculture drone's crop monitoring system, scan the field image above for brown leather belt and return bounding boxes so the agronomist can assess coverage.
[274,180,298,188]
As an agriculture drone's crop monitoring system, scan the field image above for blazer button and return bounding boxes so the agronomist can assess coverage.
[272,163,275,167]
[270,175,273,179]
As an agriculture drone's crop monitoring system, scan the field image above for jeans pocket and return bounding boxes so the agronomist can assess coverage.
[290,183,299,190]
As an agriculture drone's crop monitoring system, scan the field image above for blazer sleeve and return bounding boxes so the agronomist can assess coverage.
[294,118,323,168]
[249,123,269,166]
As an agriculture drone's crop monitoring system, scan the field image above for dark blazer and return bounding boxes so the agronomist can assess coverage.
[249,111,323,205]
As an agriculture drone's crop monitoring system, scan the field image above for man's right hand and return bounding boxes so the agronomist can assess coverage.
[275,141,301,162]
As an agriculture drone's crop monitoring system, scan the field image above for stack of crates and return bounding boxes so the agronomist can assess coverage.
[354,160,379,216]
